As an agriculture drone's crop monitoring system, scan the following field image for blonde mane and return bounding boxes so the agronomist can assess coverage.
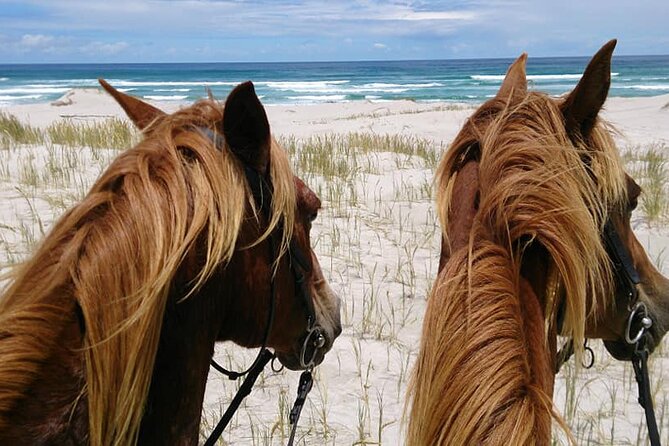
[0,99,296,445]
[407,93,627,444]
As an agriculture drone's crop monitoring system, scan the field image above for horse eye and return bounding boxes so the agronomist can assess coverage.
[629,197,638,212]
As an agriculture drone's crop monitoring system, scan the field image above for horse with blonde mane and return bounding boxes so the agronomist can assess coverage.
[0,81,341,445]
[408,40,669,445]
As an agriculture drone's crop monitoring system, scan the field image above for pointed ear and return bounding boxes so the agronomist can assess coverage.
[496,53,528,103]
[223,81,271,174]
[99,79,166,130]
[561,39,617,139]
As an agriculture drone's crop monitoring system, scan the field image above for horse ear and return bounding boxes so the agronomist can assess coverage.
[223,81,271,175]
[496,53,528,103]
[99,79,166,130]
[561,39,617,139]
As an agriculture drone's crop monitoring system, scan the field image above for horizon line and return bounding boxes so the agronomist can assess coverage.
[2,53,668,66]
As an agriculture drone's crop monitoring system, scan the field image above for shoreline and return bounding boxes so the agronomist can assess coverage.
[2,88,668,147]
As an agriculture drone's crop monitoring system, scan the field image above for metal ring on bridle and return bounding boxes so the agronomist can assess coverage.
[625,301,653,345]
[271,356,285,373]
[299,326,326,369]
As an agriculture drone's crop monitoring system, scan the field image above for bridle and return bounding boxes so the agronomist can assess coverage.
[200,128,324,446]
[556,218,660,446]
[601,219,660,446]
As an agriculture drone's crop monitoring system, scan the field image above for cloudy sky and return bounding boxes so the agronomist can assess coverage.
[1,0,667,63]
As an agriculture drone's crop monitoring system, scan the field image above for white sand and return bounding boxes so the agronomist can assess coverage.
[1,88,668,445]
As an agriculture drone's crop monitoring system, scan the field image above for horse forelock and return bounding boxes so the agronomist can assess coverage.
[0,98,296,445]
[411,92,627,444]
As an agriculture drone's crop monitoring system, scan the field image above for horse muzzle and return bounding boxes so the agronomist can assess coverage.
[604,309,660,361]
[276,324,338,371]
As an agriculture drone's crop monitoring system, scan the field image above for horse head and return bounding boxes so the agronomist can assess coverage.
[438,40,669,361]
[99,79,342,370]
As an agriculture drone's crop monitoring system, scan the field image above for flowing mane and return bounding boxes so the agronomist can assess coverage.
[408,91,628,443]
[0,99,296,445]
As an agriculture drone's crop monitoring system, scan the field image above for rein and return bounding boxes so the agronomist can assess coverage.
[200,128,321,446]
[555,219,660,446]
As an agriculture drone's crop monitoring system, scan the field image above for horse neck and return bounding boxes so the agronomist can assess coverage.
[0,290,89,444]
[408,236,555,445]
[138,281,222,445]
[139,249,271,444]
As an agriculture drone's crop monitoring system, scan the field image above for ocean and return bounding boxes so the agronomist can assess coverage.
[1,55,668,106]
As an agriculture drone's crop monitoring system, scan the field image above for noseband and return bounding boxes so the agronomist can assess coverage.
[200,128,323,445]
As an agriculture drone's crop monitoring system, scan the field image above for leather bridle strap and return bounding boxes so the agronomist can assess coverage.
[203,349,274,446]
[632,342,662,446]
[553,218,660,445]
[208,164,278,381]
[204,147,280,446]
[200,127,320,444]
[602,219,660,446]
[287,370,314,446]
[602,219,640,298]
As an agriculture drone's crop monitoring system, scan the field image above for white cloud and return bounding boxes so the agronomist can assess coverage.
[373,42,387,49]
[81,41,129,55]
[21,34,54,47]
[381,11,478,22]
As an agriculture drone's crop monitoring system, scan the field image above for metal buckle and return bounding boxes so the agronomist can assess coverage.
[299,325,326,369]
[625,302,653,345]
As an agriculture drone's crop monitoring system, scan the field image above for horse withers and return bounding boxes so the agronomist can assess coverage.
[0,81,341,445]
[408,40,669,445]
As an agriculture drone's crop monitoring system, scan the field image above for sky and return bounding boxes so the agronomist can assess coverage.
[0,0,667,63]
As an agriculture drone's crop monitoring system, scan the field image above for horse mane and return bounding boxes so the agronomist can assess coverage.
[0,99,296,445]
[407,92,627,444]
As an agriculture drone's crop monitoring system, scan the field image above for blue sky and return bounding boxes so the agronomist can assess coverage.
[0,0,667,63]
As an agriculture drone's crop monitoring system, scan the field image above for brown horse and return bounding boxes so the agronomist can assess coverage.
[0,81,341,445]
[407,40,669,445]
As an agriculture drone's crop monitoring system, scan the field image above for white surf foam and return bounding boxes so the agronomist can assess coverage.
[620,85,669,91]
[143,95,189,101]
[471,73,619,81]
[0,87,70,94]
[0,94,42,101]
[285,95,347,102]
[263,80,350,92]
[113,80,238,87]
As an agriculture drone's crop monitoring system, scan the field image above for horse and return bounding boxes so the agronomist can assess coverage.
[407,40,669,445]
[0,80,342,445]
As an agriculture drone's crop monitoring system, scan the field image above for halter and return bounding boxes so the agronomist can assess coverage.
[556,218,660,446]
[199,128,323,446]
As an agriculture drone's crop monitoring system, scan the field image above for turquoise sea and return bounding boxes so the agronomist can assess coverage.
[1,56,668,106]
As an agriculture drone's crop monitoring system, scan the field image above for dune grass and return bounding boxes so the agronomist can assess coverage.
[0,112,44,147]
[623,142,669,226]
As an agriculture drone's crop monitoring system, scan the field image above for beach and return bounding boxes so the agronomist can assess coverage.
[1,88,668,444]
